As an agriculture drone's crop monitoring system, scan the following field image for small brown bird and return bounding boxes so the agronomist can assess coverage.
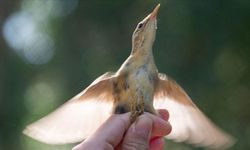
[24,4,235,149]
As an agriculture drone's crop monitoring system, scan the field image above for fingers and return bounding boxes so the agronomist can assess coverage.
[157,109,169,121]
[121,115,153,150]
[121,110,171,150]
[73,113,131,150]
[149,109,171,150]
[145,112,172,137]
[72,109,171,150]
[93,113,131,147]
[150,137,165,150]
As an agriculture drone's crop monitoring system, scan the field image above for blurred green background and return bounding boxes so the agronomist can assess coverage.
[0,0,249,149]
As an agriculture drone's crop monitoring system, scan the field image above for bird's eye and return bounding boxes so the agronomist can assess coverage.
[138,23,144,29]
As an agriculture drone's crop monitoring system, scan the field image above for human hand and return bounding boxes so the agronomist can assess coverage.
[72,109,172,150]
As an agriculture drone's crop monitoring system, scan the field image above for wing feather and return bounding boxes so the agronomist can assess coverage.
[154,73,235,149]
[23,72,116,144]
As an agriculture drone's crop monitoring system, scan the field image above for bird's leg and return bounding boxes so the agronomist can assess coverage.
[144,104,157,115]
[130,93,145,122]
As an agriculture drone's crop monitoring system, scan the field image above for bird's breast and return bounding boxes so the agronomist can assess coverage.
[132,66,153,86]
[114,58,157,114]
[128,64,156,101]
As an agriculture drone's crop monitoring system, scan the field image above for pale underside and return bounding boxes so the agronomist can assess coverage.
[23,72,235,149]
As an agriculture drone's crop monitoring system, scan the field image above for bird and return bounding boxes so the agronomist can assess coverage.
[23,4,235,149]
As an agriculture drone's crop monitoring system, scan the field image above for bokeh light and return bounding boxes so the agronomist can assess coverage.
[3,10,54,65]
[1,0,250,150]
[2,0,78,65]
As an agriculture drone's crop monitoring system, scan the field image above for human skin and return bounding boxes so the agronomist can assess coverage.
[72,109,172,150]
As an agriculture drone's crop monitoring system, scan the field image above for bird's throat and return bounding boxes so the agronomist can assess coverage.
[131,39,154,57]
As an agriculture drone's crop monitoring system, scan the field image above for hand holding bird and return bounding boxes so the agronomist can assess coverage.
[23,4,235,149]
[72,109,171,150]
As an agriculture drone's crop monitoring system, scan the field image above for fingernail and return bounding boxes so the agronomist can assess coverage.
[158,109,169,121]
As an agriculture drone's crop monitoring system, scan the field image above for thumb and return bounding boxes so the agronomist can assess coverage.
[121,115,153,150]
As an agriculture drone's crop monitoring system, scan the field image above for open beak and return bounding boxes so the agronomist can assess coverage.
[150,4,160,20]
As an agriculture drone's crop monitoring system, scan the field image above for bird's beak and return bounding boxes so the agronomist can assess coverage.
[150,4,160,20]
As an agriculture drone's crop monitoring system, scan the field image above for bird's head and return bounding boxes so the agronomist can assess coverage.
[132,4,160,53]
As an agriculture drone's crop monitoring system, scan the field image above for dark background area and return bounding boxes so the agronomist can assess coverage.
[0,0,249,149]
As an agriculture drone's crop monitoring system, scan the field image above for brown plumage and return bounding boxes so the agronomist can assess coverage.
[23,4,235,149]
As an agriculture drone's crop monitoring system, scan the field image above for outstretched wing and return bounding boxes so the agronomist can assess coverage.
[23,72,116,145]
[154,73,235,149]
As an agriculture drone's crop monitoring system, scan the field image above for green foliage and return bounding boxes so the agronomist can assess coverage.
[0,0,249,149]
